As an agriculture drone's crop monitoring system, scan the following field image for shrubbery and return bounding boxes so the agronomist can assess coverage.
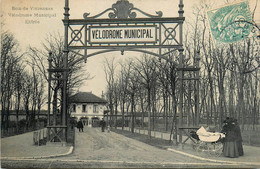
[2,118,48,137]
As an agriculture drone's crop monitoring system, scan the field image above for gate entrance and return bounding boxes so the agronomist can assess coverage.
[47,0,199,144]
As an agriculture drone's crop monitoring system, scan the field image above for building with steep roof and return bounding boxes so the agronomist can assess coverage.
[69,92,107,127]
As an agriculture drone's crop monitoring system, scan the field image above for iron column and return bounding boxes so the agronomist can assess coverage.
[63,0,70,142]
[178,0,184,144]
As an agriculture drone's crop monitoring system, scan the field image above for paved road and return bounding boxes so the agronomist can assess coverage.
[2,158,242,168]
[123,127,260,165]
[54,127,244,168]
[1,128,70,158]
[60,127,203,163]
[1,127,253,168]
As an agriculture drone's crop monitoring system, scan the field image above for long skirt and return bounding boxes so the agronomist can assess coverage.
[223,141,243,158]
[237,141,244,156]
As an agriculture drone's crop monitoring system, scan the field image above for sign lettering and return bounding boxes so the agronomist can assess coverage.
[89,26,157,43]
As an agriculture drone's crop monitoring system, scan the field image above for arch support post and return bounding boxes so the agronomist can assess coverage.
[46,0,69,145]
[178,49,184,145]
[62,0,70,143]
[178,0,184,145]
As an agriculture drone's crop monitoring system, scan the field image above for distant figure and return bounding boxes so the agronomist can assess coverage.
[100,118,106,132]
[107,126,110,133]
[221,117,244,158]
[77,120,84,132]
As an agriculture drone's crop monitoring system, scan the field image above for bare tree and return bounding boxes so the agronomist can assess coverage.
[103,57,117,128]
[134,55,158,138]
[13,64,26,132]
[118,59,133,130]
[28,33,91,125]
[1,31,23,132]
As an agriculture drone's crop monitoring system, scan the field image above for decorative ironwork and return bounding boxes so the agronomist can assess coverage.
[48,126,67,142]
[67,21,183,50]
[71,30,82,41]
[83,0,162,19]
[69,25,85,46]
[161,23,179,45]
[164,27,176,40]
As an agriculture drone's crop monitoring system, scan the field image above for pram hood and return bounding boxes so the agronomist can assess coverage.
[196,126,225,142]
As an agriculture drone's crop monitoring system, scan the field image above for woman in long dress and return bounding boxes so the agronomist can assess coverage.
[222,117,244,158]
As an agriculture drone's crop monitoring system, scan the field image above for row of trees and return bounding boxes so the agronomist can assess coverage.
[185,2,260,130]
[104,55,179,136]
[28,34,92,126]
[1,30,91,134]
[103,2,260,133]
[1,31,45,133]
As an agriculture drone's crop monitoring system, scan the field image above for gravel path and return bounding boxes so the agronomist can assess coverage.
[1,129,70,158]
[59,127,205,163]
[2,127,254,168]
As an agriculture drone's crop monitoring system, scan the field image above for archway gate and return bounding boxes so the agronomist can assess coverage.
[47,0,199,144]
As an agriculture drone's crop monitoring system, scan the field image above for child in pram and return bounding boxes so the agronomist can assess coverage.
[192,126,225,142]
[190,126,225,156]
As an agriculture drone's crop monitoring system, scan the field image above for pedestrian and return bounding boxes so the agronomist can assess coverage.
[221,117,244,157]
[234,119,244,156]
[77,120,84,132]
[100,118,106,132]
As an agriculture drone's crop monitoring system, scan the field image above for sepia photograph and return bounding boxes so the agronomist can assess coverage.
[1,0,260,168]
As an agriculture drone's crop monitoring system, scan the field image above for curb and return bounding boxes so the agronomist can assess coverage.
[0,158,242,166]
[167,148,260,166]
[1,146,74,160]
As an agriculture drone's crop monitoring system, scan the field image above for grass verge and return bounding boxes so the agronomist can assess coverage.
[111,128,176,149]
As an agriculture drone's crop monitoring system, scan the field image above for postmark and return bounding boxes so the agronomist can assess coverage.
[207,1,256,46]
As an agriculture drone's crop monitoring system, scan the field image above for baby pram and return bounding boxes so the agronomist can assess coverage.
[190,126,225,156]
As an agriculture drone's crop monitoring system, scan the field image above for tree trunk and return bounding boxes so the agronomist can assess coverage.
[147,87,151,138]
[131,93,135,133]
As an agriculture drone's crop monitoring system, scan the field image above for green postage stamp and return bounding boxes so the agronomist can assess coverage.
[207,1,257,47]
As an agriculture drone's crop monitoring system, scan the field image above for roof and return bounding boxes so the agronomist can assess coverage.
[69,92,107,104]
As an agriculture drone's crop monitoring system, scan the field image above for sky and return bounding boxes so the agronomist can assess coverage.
[1,0,259,98]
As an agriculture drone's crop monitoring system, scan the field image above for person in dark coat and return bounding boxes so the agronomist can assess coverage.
[221,117,244,157]
[234,119,244,156]
[100,118,106,132]
[77,120,84,132]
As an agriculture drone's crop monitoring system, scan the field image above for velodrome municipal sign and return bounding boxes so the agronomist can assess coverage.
[89,26,157,43]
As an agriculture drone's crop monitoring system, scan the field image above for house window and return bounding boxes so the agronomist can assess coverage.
[72,104,76,112]
[82,105,86,112]
[93,105,98,113]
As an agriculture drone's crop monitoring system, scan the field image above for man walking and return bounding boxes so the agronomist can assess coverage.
[77,120,84,132]
[100,118,106,132]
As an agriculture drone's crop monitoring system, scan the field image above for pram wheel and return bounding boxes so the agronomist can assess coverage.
[209,142,223,157]
[193,141,223,157]
[194,141,206,153]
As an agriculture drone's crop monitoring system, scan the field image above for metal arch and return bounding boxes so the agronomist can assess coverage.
[68,49,178,67]
[126,48,178,65]
[69,49,117,67]
[83,0,162,19]
[57,0,190,144]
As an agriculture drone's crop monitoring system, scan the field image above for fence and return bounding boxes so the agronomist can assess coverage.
[33,128,47,146]
[67,124,75,146]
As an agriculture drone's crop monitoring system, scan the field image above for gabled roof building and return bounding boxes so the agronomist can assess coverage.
[69,92,107,127]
